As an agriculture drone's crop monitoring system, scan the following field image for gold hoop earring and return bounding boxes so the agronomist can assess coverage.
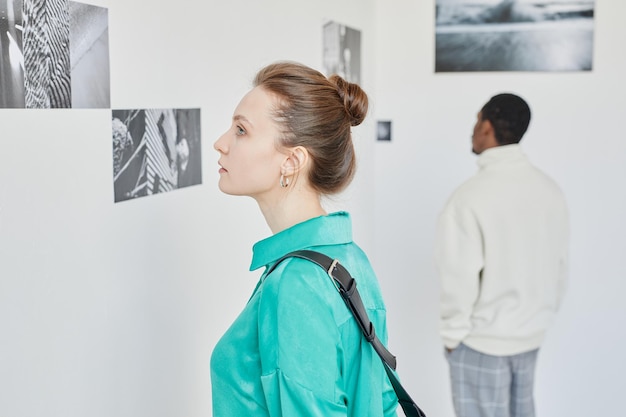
[280,174,290,188]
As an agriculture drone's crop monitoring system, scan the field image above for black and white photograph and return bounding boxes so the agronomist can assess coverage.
[377,120,392,142]
[69,1,110,108]
[323,21,361,83]
[0,0,25,108]
[435,0,595,72]
[112,108,202,203]
[0,0,111,108]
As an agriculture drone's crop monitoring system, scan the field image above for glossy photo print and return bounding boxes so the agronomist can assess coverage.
[112,108,202,203]
[0,0,110,108]
[377,120,392,142]
[323,21,362,83]
[435,0,595,72]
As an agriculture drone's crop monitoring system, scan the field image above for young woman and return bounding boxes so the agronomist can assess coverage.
[210,61,398,417]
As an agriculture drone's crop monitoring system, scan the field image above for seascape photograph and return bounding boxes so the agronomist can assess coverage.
[435,0,595,72]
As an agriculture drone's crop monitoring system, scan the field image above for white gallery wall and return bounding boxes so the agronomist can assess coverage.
[0,1,624,417]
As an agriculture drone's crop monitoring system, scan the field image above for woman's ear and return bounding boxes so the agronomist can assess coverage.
[281,146,309,176]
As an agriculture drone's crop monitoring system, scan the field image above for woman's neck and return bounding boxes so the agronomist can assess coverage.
[257,190,327,234]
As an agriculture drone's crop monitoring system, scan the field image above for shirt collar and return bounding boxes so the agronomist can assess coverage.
[477,144,527,169]
[249,211,353,271]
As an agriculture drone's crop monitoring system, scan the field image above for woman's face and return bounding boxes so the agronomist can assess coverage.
[214,86,286,200]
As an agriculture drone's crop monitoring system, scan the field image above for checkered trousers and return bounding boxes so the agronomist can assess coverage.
[445,343,539,417]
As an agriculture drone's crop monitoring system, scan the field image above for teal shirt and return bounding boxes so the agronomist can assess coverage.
[211,212,398,416]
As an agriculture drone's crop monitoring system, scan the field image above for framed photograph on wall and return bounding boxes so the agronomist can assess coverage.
[112,108,202,203]
[377,120,392,142]
[435,0,595,72]
[0,0,110,109]
[323,21,362,83]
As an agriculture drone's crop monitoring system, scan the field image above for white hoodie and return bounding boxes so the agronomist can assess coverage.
[436,144,569,356]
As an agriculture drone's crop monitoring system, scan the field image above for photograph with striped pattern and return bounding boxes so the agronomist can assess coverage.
[0,0,110,109]
[112,108,202,203]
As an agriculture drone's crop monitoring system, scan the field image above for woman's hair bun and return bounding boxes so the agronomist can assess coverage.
[329,75,368,127]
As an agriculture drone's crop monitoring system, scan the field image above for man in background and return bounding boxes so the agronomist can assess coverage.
[435,93,569,417]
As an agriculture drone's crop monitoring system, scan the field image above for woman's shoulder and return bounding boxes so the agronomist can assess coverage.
[262,256,335,299]
[262,247,386,315]
[260,254,357,325]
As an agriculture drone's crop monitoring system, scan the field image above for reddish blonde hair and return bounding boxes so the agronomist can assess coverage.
[254,61,368,195]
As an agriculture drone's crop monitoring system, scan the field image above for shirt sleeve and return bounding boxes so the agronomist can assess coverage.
[556,206,570,310]
[435,203,485,349]
[257,259,348,416]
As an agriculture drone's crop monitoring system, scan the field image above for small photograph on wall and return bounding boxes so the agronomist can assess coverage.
[112,108,202,203]
[435,0,595,72]
[0,0,111,109]
[323,21,361,83]
[377,120,392,142]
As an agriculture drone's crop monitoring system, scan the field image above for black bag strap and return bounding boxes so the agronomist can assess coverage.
[266,249,427,417]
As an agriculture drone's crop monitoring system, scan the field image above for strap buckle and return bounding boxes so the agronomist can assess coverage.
[327,259,341,291]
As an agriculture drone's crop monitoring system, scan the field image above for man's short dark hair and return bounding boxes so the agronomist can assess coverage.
[481,93,531,145]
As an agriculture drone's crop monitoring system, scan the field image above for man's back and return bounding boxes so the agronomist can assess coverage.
[439,92,568,417]
[437,144,569,356]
